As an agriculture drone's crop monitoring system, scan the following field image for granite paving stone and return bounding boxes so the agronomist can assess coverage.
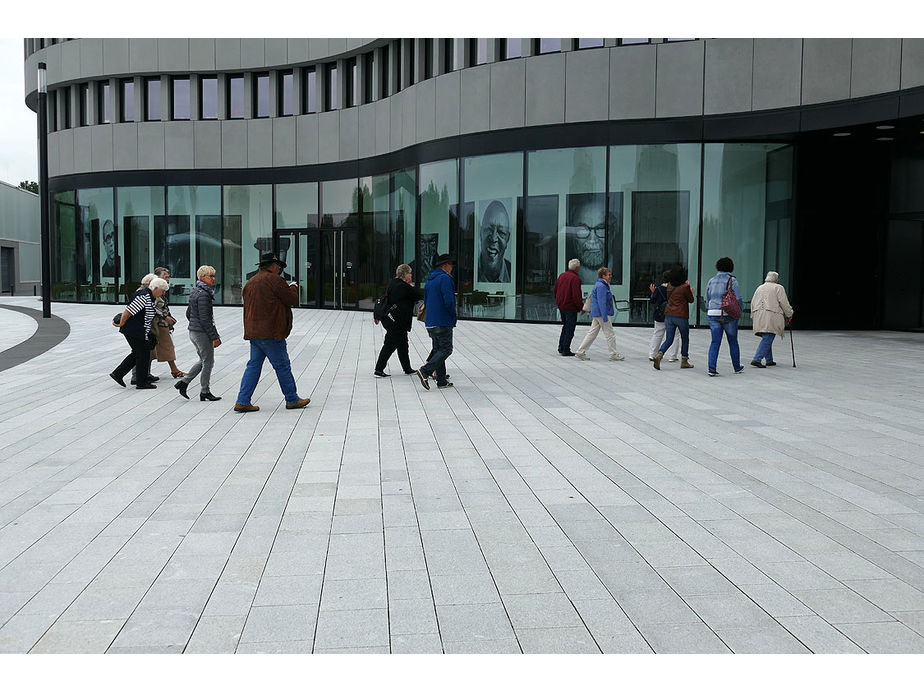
[1,301,922,653]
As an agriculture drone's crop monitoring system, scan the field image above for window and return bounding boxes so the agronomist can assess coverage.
[423,38,434,79]
[343,59,356,108]
[200,76,218,119]
[405,40,415,87]
[443,38,455,73]
[98,81,110,124]
[469,38,488,66]
[254,73,269,118]
[620,38,649,45]
[62,87,71,128]
[120,79,134,122]
[48,91,57,131]
[665,38,696,42]
[170,77,190,120]
[278,70,293,116]
[145,77,160,121]
[303,68,317,113]
[228,74,244,119]
[536,39,561,54]
[504,39,522,60]
[363,53,375,103]
[577,38,605,49]
[379,47,390,98]
[79,83,89,126]
[326,64,338,111]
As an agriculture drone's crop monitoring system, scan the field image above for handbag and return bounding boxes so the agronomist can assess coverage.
[721,276,742,320]
[416,301,426,322]
[582,294,592,313]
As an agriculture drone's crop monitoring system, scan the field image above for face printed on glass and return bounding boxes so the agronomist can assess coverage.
[566,194,609,284]
[419,233,438,275]
[478,200,511,283]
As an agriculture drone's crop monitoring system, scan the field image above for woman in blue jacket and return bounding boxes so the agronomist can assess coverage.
[575,267,624,361]
[705,256,744,376]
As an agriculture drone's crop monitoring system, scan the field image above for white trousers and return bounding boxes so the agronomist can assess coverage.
[577,317,617,356]
[649,320,680,358]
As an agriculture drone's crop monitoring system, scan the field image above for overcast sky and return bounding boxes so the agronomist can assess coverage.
[0,38,37,186]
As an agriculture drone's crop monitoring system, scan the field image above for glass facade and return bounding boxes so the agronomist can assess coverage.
[48,142,793,326]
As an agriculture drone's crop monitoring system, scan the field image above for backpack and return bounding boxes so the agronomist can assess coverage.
[721,276,742,320]
[373,288,394,323]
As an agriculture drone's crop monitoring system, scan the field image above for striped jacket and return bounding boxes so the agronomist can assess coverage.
[120,288,155,339]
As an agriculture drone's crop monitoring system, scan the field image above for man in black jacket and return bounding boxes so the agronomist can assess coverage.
[374,263,423,377]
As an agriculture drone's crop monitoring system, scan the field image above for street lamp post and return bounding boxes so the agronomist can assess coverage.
[37,62,51,319]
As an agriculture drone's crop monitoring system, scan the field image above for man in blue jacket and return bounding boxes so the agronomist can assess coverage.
[415,253,457,390]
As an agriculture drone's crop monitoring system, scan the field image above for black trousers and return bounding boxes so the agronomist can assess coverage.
[114,334,152,384]
[375,320,412,373]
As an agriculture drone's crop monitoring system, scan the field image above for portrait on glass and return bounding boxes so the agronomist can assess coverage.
[565,192,622,286]
[100,218,118,278]
[475,198,514,284]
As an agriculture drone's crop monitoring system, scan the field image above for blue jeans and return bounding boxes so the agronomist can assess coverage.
[753,333,775,364]
[659,315,690,357]
[421,326,453,385]
[558,310,577,353]
[708,316,741,373]
[236,338,299,405]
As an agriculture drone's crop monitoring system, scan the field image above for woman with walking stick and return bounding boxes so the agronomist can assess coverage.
[749,271,794,368]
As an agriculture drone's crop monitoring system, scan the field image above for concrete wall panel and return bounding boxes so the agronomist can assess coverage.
[247,119,273,167]
[752,38,803,111]
[704,38,753,114]
[241,39,265,70]
[215,39,242,71]
[526,53,565,126]
[566,49,608,123]
[401,85,417,149]
[60,40,81,82]
[103,39,130,77]
[73,128,92,172]
[318,111,340,163]
[389,91,404,152]
[189,39,216,72]
[900,38,924,89]
[80,39,103,79]
[375,99,391,156]
[415,79,437,144]
[460,65,490,135]
[287,39,309,65]
[491,59,526,130]
[850,39,901,97]
[273,117,297,167]
[802,39,852,105]
[296,114,319,165]
[194,120,221,168]
[158,39,189,73]
[129,38,158,75]
[358,103,376,159]
[265,39,288,68]
[220,120,247,168]
[165,121,194,169]
[609,44,656,120]
[137,122,164,169]
[434,71,461,138]
[112,123,139,170]
[57,129,74,175]
[90,126,113,171]
[339,107,359,161]
[656,40,704,117]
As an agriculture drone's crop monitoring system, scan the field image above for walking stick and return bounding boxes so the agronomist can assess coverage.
[788,317,796,368]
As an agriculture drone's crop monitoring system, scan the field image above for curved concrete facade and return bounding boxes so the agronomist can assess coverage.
[24,38,924,180]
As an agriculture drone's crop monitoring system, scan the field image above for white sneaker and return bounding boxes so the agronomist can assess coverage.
[575,352,589,361]
[667,357,679,362]
[609,353,625,361]
[648,356,655,361]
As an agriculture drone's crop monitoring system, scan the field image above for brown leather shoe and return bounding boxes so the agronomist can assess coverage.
[234,403,260,413]
[285,397,311,410]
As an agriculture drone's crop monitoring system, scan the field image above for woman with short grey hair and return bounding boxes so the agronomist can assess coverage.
[749,270,793,368]
[374,263,423,377]
[176,265,223,401]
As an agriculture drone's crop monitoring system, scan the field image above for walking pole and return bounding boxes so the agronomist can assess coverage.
[788,317,796,368]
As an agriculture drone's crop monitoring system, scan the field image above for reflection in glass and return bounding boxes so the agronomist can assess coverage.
[418,160,458,286]
[538,38,561,54]
[275,182,319,229]
[326,65,338,111]
[279,71,294,116]
[79,83,90,126]
[228,74,244,118]
[120,79,134,122]
[254,73,269,118]
[200,76,218,119]
[77,187,114,300]
[577,38,605,49]
[172,77,190,120]
[145,78,160,121]
[98,81,111,124]
[304,69,317,113]
[224,185,272,303]
[504,39,522,59]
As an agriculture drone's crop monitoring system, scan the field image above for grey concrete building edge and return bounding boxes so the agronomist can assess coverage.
[0,304,70,372]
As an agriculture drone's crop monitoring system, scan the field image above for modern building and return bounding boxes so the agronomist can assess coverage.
[22,38,924,329]
[0,180,40,296]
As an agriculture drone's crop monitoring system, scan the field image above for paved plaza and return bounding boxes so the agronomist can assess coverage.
[0,295,923,654]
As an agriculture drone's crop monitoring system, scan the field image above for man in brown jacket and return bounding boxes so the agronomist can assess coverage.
[233,252,311,413]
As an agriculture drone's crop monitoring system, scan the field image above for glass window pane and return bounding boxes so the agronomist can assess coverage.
[99,82,110,124]
[255,73,269,118]
[321,179,358,226]
[229,75,244,118]
[52,191,77,299]
[280,71,293,116]
[165,186,222,302]
[620,38,649,45]
[145,78,160,121]
[120,80,133,122]
[526,146,607,323]
[327,65,338,110]
[172,77,190,120]
[610,144,702,324]
[200,76,218,119]
[79,83,89,126]
[538,38,561,54]
[577,38,605,49]
[275,182,319,229]
[76,187,114,301]
[464,152,523,319]
[418,159,458,285]
[504,39,522,59]
[117,186,165,295]
[304,69,317,113]
[223,185,272,305]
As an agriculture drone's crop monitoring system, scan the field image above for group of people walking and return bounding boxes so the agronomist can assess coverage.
[110,252,311,412]
[553,256,794,376]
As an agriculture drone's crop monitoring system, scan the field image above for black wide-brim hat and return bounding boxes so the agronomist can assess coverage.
[256,252,287,269]
[434,253,455,267]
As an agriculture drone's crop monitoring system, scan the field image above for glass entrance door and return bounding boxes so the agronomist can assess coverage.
[321,227,359,309]
[275,230,320,307]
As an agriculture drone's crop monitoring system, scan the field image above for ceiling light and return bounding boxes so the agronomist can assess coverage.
[833,132,851,137]
[875,125,895,130]
[876,136,894,141]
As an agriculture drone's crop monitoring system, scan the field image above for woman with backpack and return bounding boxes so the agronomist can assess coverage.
[705,257,744,377]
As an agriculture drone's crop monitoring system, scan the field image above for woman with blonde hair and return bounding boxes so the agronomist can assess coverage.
[750,271,794,368]
[374,263,423,377]
[176,265,222,401]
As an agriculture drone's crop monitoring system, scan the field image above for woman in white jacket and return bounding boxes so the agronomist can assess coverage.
[750,271,794,368]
